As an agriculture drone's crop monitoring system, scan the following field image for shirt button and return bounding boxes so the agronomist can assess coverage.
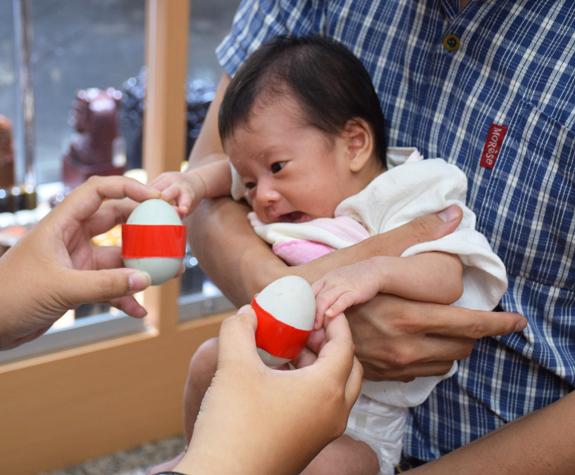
[443,34,460,52]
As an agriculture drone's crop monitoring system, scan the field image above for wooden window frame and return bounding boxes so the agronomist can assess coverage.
[0,2,231,473]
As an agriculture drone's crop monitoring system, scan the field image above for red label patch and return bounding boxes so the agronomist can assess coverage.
[480,124,508,169]
[252,297,311,360]
[121,224,187,258]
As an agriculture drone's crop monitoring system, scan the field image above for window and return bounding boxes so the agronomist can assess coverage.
[0,0,239,365]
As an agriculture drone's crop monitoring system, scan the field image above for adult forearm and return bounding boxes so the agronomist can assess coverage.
[412,391,575,474]
[187,202,467,307]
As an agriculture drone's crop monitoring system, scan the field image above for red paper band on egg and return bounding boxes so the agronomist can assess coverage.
[252,297,311,360]
[121,224,187,258]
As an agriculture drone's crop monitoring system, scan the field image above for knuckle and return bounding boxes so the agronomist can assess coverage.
[468,321,488,339]
[349,339,356,355]
[236,312,253,325]
[457,342,475,359]
[410,216,435,240]
[227,311,255,330]
[320,383,345,406]
[333,417,349,437]
[439,362,455,375]
[392,310,419,333]
[220,315,236,331]
[85,175,101,186]
[102,273,124,297]
[85,175,108,200]
[386,346,415,367]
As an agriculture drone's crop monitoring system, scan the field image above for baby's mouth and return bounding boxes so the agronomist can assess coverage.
[275,211,308,223]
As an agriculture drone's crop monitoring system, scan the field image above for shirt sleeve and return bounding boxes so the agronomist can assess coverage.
[216,0,327,77]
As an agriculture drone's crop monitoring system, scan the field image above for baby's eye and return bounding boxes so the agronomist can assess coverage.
[271,161,286,174]
[245,182,256,190]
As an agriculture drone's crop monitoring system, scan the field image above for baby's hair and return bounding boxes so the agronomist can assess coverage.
[219,35,387,166]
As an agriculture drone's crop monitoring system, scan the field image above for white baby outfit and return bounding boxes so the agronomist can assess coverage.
[232,148,508,474]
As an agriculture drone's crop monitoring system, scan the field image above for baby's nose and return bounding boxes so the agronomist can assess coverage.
[257,182,281,204]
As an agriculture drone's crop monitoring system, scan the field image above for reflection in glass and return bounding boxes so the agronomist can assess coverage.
[0,1,147,363]
[0,0,241,361]
[0,0,146,186]
[178,0,241,309]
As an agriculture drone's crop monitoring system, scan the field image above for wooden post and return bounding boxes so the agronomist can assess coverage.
[143,0,191,334]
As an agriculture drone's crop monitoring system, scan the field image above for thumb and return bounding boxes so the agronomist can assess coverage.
[402,205,463,248]
[62,268,151,308]
[217,305,261,367]
[437,205,463,227]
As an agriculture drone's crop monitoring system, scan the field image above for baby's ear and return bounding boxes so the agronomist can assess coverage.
[345,118,375,172]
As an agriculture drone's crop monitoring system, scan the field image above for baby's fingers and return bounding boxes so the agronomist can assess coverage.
[176,192,193,217]
[311,279,326,297]
[158,186,192,217]
[148,174,172,191]
[316,288,356,322]
[313,312,325,331]
[324,292,357,319]
[314,290,332,329]
[159,183,182,203]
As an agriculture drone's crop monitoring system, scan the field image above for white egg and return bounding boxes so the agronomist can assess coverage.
[122,199,185,286]
[254,275,316,367]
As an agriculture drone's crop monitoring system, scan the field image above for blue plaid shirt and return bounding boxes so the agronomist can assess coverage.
[217,0,575,461]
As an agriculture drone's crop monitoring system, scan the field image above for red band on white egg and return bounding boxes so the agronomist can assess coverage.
[252,296,311,360]
[121,224,187,258]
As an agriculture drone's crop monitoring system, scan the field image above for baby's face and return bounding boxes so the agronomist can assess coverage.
[224,97,356,224]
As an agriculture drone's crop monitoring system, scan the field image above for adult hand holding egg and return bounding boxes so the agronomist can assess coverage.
[172,305,363,475]
[0,176,160,350]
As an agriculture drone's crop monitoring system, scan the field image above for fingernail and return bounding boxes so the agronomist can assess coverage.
[514,318,527,332]
[129,271,151,292]
[438,206,459,223]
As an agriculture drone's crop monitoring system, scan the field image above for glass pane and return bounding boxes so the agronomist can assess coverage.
[0,0,147,363]
[0,0,145,186]
[0,0,240,361]
[0,2,17,196]
[0,2,17,138]
[178,0,240,320]
[34,1,145,184]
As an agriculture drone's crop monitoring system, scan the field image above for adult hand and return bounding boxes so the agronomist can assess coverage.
[306,294,527,382]
[175,306,363,475]
[0,176,161,350]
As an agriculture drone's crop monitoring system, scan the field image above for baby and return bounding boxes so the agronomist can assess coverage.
[150,36,507,475]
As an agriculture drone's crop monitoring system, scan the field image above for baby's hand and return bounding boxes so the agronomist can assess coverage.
[149,171,206,218]
[312,259,383,329]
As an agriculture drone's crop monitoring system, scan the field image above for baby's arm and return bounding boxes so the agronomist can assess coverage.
[149,160,232,217]
[312,252,463,329]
